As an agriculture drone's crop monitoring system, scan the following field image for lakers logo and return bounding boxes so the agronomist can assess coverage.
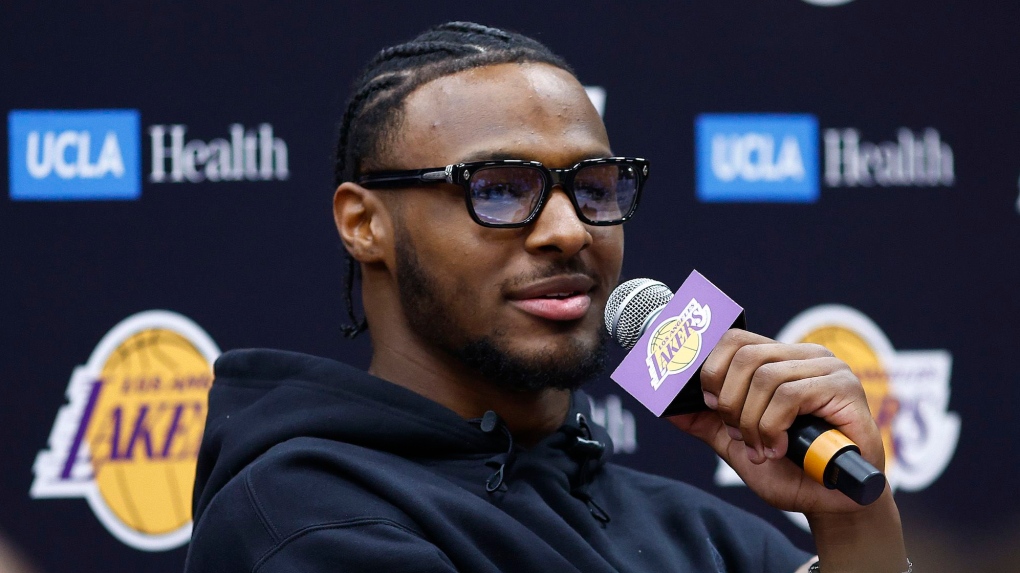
[31,310,220,551]
[645,298,712,390]
[797,325,900,471]
[714,304,959,530]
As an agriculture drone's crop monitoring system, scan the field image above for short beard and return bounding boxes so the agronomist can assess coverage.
[454,330,607,393]
[394,225,607,393]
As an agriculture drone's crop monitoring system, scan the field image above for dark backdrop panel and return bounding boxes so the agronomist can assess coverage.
[2,1,1018,571]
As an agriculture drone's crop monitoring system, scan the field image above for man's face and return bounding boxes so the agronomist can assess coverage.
[380,62,624,391]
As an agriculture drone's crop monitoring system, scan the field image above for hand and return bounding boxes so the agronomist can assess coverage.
[670,329,909,571]
[668,328,886,515]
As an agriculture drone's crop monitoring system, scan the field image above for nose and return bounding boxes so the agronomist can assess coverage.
[523,186,592,257]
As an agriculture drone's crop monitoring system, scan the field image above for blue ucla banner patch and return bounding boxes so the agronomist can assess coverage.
[695,113,819,203]
[8,109,141,201]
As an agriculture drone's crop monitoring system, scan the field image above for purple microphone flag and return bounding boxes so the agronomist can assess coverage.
[610,270,745,417]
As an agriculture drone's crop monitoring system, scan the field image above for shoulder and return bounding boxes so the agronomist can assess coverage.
[219,435,427,534]
[597,463,810,571]
[186,436,435,572]
[601,463,765,518]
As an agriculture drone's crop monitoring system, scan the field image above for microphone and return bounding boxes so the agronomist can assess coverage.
[606,277,886,506]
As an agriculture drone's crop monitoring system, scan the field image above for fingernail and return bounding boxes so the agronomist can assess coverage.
[745,445,759,462]
[726,426,743,441]
[702,391,718,409]
[765,447,777,459]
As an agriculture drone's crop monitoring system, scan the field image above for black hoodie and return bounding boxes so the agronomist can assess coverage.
[185,349,809,572]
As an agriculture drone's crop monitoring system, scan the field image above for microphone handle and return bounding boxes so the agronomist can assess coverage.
[784,415,886,506]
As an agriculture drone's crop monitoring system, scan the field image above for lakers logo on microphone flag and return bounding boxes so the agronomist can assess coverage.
[611,270,745,417]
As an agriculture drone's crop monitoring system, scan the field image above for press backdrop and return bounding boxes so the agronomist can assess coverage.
[3,2,1019,572]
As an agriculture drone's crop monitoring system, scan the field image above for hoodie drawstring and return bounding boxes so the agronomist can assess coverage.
[472,410,516,493]
[471,410,611,525]
[567,413,611,525]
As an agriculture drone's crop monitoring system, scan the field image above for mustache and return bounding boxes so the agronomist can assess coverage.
[502,259,602,290]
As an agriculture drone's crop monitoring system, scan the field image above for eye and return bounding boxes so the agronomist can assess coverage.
[574,165,622,203]
[471,180,530,201]
[575,181,613,202]
[468,167,542,203]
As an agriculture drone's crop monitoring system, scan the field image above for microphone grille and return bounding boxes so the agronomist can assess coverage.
[604,278,674,350]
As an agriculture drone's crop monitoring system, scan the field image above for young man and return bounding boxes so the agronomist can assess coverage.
[186,22,909,572]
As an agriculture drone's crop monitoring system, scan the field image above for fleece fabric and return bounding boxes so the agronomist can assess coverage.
[184,349,809,572]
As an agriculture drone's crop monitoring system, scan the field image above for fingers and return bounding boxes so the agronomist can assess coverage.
[701,329,864,464]
[754,370,859,457]
[740,357,853,459]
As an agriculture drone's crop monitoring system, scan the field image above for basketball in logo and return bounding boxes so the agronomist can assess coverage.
[645,298,712,390]
[798,325,898,469]
[651,317,702,372]
[31,310,220,551]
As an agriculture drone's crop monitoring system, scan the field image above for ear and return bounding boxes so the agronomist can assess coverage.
[333,182,393,264]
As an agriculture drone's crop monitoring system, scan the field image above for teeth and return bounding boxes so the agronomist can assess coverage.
[542,292,575,298]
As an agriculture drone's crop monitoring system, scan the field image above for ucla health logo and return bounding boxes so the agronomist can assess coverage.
[645,299,712,390]
[31,310,219,550]
[696,114,819,202]
[9,109,141,200]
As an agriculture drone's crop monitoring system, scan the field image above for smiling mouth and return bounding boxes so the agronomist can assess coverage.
[507,275,596,322]
[509,294,591,321]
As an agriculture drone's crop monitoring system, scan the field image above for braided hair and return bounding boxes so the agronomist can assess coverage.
[335,22,575,338]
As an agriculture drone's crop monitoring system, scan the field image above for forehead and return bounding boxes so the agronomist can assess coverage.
[392,62,611,168]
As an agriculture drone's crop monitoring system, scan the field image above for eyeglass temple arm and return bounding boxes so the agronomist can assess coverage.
[357,165,454,187]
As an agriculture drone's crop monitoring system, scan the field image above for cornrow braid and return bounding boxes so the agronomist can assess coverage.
[366,41,480,73]
[334,22,574,338]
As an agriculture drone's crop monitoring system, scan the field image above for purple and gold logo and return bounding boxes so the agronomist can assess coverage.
[31,310,219,551]
[612,270,743,417]
[645,299,712,390]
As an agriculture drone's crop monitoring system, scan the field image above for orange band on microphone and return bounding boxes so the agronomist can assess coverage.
[803,429,857,485]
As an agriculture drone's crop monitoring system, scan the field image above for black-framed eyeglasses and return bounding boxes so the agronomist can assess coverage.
[356,157,649,228]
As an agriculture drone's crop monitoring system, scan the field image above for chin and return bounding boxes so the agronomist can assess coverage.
[455,325,608,393]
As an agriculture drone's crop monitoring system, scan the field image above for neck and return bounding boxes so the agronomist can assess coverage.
[368,335,571,447]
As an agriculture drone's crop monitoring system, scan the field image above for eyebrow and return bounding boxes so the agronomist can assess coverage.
[456,148,615,164]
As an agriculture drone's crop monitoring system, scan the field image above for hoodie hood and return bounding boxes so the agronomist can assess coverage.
[192,348,613,525]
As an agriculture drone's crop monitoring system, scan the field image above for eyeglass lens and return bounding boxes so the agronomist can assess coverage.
[573,164,638,222]
[467,163,639,225]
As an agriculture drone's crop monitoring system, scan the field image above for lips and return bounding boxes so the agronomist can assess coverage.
[507,274,596,321]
